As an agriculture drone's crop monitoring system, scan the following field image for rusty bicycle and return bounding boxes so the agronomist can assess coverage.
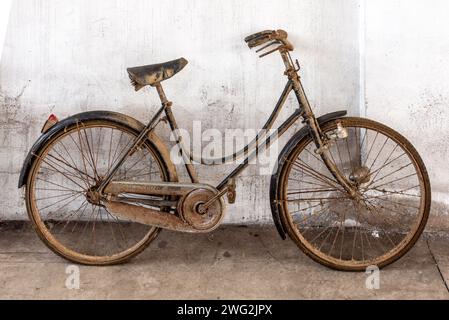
[18,30,431,271]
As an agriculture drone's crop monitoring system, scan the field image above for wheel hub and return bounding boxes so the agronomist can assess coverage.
[86,187,101,205]
[349,166,371,186]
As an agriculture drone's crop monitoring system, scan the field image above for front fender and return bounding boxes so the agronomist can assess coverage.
[18,111,177,188]
[270,111,348,240]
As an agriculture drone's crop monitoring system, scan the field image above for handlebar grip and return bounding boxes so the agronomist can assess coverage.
[244,30,274,43]
[244,30,275,48]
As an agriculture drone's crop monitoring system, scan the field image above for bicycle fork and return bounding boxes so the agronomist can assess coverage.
[287,58,358,199]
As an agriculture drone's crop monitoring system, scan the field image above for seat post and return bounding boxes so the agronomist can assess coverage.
[154,83,170,106]
[153,83,199,183]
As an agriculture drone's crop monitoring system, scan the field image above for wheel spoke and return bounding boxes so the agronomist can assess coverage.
[289,159,343,192]
[369,172,417,191]
[54,141,96,183]
[29,123,164,263]
[281,119,428,269]
[363,132,379,167]
[74,124,96,177]
[33,152,87,191]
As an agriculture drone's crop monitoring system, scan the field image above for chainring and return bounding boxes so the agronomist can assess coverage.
[177,188,224,231]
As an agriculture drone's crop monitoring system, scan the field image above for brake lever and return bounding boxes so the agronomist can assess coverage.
[259,45,284,58]
[255,40,280,53]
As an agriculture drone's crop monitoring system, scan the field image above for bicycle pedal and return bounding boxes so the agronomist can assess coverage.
[227,179,237,204]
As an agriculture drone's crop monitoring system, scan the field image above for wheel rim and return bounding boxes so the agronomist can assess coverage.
[27,121,167,263]
[280,118,429,269]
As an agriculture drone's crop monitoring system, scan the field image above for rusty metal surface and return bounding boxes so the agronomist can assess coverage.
[127,57,188,91]
[178,188,224,231]
[226,179,236,204]
[245,29,294,53]
[105,184,224,233]
[104,181,224,232]
[105,200,195,233]
[105,181,216,197]
[104,189,224,233]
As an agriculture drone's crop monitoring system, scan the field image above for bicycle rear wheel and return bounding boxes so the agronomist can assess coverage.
[25,119,171,265]
[277,117,430,271]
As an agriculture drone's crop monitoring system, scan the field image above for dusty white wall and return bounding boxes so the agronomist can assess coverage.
[0,0,360,222]
[364,0,449,229]
[0,1,12,58]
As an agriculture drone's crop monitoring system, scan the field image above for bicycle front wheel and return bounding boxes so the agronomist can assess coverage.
[277,117,431,271]
[25,119,171,265]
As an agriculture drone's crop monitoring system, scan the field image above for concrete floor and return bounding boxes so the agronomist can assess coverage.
[0,223,448,300]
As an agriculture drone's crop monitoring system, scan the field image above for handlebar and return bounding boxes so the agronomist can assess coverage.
[244,29,294,57]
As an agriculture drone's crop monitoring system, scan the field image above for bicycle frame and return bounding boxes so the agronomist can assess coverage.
[17,28,431,269]
[97,50,356,197]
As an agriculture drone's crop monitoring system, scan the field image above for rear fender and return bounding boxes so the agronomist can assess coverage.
[18,111,177,188]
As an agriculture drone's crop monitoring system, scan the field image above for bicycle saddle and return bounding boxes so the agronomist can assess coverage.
[127,58,188,91]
